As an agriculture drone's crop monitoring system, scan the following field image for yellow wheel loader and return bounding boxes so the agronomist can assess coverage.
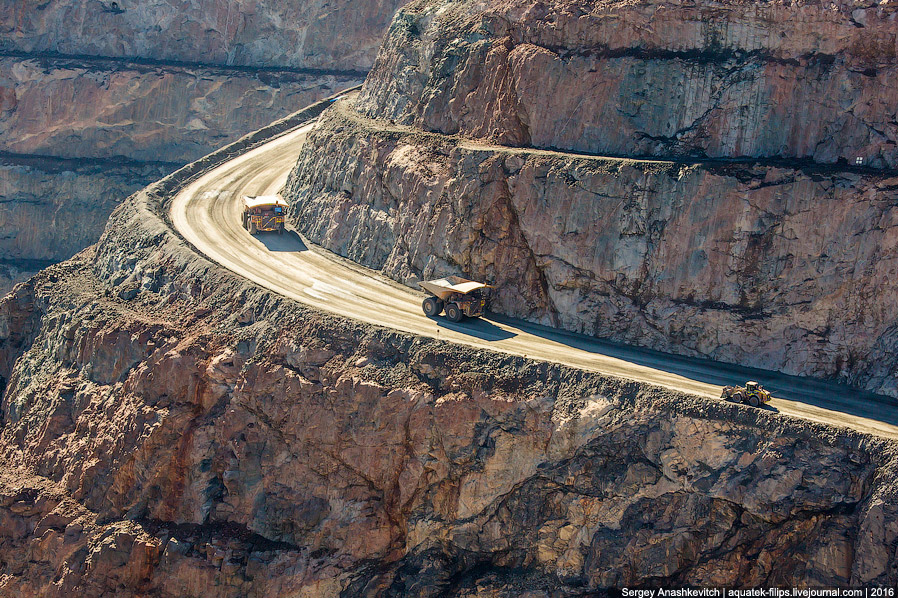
[720,381,772,408]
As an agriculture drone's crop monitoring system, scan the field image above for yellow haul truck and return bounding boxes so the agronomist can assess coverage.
[419,276,489,322]
[243,195,287,235]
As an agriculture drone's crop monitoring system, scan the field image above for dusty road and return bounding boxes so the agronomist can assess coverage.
[171,120,898,439]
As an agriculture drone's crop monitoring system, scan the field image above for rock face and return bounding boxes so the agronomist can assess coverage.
[1,0,408,71]
[286,0,898,397]
[287,104,898,397]
[0,0,411,299]
[357,0,898,168]
[0,56,360,164]
[0,134,897,593]
[0,54,357,298]
[0,154,171,296]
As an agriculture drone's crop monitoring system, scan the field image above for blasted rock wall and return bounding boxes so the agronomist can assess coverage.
[0,154,171,296]
[1,0,409,71]
[0,84,894,597]
[0,54,359,298]
[0,56,360,164]
[0,0,406,296]
[357,0,898,167]
[286,105,898,397]
[287,0,898,394]
[0,216,895,595]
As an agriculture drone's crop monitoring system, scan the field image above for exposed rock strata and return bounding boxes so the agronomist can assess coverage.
[287,0,898,396]
[0,154,172,296]
[357,0,898,167]
[286,104,898,397]
[0,0,412,298]
[1,0,410,71]
[0,469,314,598]
[0,56,360,163]
[0,198,897,595]
[0,52,341,294]
[0,93,893,594]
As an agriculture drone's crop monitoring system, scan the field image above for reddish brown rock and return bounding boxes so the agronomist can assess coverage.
[357,0,898,167]
[0,174,896,593]
[286,104,898,397]
[0,57,359,163]
[0,0,412,300]
[0,0,409,71]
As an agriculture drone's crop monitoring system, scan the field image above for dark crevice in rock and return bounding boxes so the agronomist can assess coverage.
[0,49,370,80]
[0,150,182,172]
[138,518,300,552]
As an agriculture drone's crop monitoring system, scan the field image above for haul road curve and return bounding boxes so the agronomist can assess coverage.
[170,113,898,440]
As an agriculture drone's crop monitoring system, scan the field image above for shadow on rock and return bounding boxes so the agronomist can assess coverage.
[487,314,898,429]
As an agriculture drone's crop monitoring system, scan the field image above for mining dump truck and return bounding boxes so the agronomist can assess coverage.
[243,195,286,234]
[419,276,489,322]
[720,381,772,407]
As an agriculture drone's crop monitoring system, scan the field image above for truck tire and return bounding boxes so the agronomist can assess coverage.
[445,303,463,322]
[250,220,257,235]
[278,222,285,235]
[732,390,745,404]
[747,393,760,407]
[422,297,442,317]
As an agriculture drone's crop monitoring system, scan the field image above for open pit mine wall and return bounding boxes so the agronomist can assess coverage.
[357,0,898,167]
[0,55,359,297]
[0,100,895,597]
[285,0,898,398]
[286,106,898,398]
[0,0,411,297]
[1,0,406,72]
[0,153,171,293]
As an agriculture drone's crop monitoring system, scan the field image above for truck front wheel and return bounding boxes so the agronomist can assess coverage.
[445,303,463,322]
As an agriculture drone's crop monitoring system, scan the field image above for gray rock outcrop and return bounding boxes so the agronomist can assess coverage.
[358,0,898,168]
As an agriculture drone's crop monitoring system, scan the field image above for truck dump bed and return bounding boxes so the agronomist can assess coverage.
[419,276,488,300]
[243,195,287,210]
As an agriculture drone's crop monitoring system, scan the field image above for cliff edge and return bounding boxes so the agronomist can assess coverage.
[0,92,895,597]
[285,0,898,397]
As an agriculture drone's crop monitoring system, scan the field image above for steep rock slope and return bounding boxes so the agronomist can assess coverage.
[0,130,896,594]
[287,105,898,396]
[0,56,358,163]
[357,0,898,167]
[0,153,171,294]
[0,54,358,297]
[1,0,407,71]
[0,0,411,297]
[286,0,898,396]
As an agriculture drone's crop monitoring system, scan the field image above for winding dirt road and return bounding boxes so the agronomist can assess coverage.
[171,118,898,439]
